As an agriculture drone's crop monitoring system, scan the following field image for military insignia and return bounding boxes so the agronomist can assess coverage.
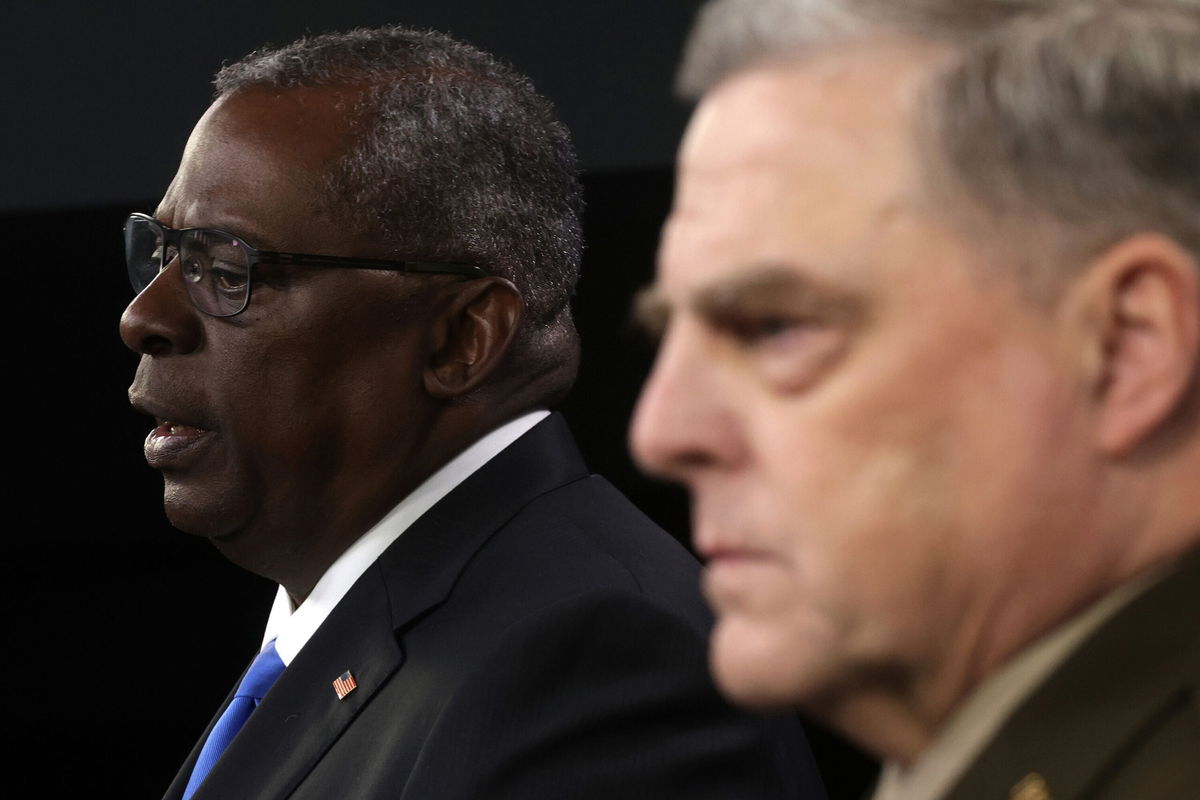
[1010,772,1052,800]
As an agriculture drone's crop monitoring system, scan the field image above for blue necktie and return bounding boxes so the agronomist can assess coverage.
[183,641,286,800]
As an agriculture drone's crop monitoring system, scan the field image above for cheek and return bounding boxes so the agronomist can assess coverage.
[936,345,1092,578]
[765,441,959,659]
[730,349,991,652]
[216,319,434,506]
[200,333,350,500]
[750,395,955,568]
[751,336,1082,635]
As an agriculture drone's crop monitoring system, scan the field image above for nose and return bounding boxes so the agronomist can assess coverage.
[630,320,746,483]
[119,262,203,356]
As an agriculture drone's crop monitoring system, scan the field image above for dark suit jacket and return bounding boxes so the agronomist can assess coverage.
[165,414,826,799]
[944,549,1200,800]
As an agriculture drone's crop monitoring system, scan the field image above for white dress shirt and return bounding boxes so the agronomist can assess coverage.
[259,410,550,666]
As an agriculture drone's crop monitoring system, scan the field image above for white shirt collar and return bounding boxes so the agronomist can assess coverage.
[261,409,551,665]
[870,573,1158,800]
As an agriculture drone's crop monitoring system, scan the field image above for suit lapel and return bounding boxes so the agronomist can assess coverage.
[374,413,589,632]
[944,550,1200,800]
[176,414,588,800]
[186,567,403,800]
[162,681,240,800]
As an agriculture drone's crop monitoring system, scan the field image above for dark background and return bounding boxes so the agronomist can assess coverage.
[8,1,875,796]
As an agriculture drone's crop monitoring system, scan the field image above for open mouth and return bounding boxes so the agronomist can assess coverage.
[153,420,210,437]
[144,418,215,468]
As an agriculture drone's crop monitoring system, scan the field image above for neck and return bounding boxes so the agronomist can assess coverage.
[815,686,935,765]
[269,406,535,602]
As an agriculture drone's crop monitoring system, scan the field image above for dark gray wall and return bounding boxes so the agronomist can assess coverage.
[8,0,700,212]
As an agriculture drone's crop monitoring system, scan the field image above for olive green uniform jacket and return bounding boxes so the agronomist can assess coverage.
[944,549,1200,800]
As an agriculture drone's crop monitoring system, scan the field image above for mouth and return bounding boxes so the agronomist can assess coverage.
[130,394,216,469]
[152,420,209,437]
[144,419,215,469]
[701,545,776,568]
[695,531,771,562]
[699,542,784,604]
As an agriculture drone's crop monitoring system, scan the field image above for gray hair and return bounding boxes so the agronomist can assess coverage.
[679,0,1047,97]
[216,26,583,405]
[930,2,1200,292]
[681,0,1200,293]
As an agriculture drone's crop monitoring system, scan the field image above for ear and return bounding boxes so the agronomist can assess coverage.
[424,278,523,399]
[1073,233,1200,456]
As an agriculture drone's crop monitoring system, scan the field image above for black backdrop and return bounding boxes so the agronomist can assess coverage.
[7,1,875,796]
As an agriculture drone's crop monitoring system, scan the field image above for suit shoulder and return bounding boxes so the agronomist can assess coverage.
[457,473,707,627]
[401,589,818,800]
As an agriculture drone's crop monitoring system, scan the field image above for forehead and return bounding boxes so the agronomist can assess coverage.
[159,85,364,248]
[662,43,946,294]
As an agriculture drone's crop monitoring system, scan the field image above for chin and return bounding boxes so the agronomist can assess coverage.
[162,482,246,540]
[709,612,836,710]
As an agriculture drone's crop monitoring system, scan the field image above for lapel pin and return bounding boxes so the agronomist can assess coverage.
[1010,772,1052,800]
[332,670,359,700]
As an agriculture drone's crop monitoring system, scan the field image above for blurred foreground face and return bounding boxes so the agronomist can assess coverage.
[632,47,1098,712]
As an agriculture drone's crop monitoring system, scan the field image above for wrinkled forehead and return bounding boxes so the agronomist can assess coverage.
[677,40,945,211]
[662,42,950,290]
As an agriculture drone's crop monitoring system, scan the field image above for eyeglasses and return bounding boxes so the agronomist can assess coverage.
[123,212,487,317]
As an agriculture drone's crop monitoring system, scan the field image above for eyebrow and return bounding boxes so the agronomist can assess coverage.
[633,286,672,337]
[150,208,285,252]
[634,263,868,336]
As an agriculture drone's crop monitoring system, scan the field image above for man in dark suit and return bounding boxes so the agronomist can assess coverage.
[632,1,1200,799]
[120,25,825,800]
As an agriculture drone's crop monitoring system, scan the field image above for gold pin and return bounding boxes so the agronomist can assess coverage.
[1010,772,1052,800]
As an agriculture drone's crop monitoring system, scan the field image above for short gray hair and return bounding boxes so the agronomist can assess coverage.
[681,0,1200,292]
[930,2,1200,290]
[679,0,1046,97]
[216,26,583,405]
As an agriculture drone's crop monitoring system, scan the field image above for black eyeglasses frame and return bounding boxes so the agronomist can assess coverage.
[124,212,487,317]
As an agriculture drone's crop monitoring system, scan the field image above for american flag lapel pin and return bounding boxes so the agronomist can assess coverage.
[332,670,358,700]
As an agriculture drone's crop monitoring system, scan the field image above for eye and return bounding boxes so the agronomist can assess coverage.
[722,313,813,348]
[209,262,249,291]
[181,254,206,284]
[713,310,849,392]
[633,288,671,342]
